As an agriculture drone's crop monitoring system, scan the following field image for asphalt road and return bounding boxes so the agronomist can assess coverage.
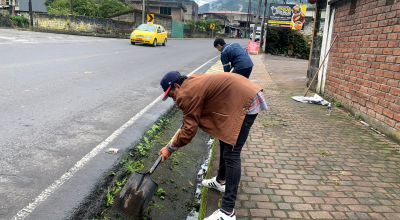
[0,29,251,220]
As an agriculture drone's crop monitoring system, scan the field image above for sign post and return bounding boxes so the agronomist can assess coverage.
[210,23,215,38]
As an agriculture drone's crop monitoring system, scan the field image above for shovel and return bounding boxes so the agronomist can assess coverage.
[114,129,181,219]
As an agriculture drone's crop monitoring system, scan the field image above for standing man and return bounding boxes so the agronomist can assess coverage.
[159,71,268,220]
[214,38,254,78]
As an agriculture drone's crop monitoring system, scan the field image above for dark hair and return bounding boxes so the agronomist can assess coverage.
[214,38,226,47]
[172,75,188,89]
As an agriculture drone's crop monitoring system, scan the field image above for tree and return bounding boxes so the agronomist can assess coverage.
[73,0,97,16]
[47,0,70,14]
[46,0,98,16]
[98,0,133,18]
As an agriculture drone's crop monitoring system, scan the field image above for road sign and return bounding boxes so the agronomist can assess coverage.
[210,23,215,29]
[147,14,154,23]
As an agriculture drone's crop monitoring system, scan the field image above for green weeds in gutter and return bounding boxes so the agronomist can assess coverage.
[92,115,173,217]
[198,138,217,220]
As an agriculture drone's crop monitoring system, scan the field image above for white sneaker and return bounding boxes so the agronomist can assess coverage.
[204,209,236,220]
[202,176,225,192]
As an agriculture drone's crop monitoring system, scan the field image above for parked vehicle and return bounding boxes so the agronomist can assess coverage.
[250,32,261,42]
[130,23,168,47]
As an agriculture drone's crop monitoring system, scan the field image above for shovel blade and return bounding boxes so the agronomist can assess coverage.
[114,171,158,219]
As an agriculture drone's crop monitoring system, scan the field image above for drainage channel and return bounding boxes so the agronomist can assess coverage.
[69,106,214,220]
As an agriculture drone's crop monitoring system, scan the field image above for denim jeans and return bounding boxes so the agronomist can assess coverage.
[217,114,258,213]
[233,67,253,79]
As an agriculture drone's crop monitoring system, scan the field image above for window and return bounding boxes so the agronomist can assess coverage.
[160,7,171,15]
[6,0,9,5]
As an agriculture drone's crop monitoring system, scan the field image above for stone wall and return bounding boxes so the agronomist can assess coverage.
[0,14,12,27]
[111,10,172,35]
[299,17,315,36]
[33,14,134,38]
[31,11,172,39]
[183,26,230,38]
[325,0,400,141]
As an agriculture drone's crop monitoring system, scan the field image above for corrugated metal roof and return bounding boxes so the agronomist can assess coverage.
[202,11,250,15]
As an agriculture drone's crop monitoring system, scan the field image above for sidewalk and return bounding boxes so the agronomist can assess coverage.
[205,54,400,220]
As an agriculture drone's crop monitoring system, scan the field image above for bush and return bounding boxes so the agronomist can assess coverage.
[0,13,4,18]
[98,0,133,18]
[10,15,29,28]
[185,19,222,32]
[267,28,311,60]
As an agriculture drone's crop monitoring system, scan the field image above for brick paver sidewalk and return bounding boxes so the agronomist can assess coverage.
[205,54,400,220]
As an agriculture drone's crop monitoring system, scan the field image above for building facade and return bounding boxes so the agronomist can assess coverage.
[318,0,400,142]
[127,0,187,21]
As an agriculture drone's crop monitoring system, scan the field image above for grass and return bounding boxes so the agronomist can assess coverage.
[320,151,331,156]
[334,101,342,107]
[333,180,340,185]
[98,115,173,215]
[263,120,279,127]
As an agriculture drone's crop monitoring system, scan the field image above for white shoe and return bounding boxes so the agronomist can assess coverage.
[202,176,225,192]
[204,209,236,220]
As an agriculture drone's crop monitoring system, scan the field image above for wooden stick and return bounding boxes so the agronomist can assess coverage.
[304,34,340,97]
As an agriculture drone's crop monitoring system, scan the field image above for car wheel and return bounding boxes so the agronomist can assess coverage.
[131,42,135,45]
[153,39,157,47]
[162,38,167,46]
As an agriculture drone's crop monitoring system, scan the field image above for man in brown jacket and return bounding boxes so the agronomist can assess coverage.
[159,71,267,220]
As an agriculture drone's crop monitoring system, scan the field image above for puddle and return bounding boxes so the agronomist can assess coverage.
[185,138,214,220]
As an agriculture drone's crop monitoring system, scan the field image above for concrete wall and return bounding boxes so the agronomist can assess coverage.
[182,0,197,20]
[325,0,400,142]
[33,14,134,38]
[31,11,172,39]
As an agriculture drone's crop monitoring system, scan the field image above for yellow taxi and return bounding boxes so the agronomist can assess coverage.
[130,23,168,47]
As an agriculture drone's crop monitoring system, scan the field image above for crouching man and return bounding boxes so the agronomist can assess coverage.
[159,71,267,220]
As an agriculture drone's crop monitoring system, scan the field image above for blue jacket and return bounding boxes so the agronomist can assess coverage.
[220,43,254,72]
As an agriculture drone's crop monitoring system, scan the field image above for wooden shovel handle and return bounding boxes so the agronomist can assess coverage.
[150,128,181,173]
[149,156,162,173]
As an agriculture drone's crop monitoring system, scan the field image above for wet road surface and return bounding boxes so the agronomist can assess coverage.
[0,29,250,220]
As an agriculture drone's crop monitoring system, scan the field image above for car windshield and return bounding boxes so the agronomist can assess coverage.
[136,24,156,32]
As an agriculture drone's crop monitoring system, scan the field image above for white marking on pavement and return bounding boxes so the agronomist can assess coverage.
[11,55,219,220]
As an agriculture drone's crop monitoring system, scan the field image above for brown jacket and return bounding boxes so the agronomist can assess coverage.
[172,72,262,147]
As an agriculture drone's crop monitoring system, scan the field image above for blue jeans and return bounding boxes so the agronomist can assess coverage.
[217,114,258,213]
[233,67,253,79]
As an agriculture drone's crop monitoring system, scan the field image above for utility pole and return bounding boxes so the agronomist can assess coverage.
[142,0,145,24]
[28,0,33,28]
[259,0,267,53]
[251,0,262,42]
[247,0,251,38]
[146,0,150,18]
[69,0,73,15]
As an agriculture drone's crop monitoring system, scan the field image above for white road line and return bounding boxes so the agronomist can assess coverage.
[11,55,219,220]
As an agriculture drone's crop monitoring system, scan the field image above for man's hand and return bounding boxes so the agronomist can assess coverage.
[158,147,172,162]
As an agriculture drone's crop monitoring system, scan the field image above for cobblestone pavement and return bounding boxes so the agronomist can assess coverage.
[205,54,400,220]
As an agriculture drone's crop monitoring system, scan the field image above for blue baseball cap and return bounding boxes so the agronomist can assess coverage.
[160,71,181,101]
